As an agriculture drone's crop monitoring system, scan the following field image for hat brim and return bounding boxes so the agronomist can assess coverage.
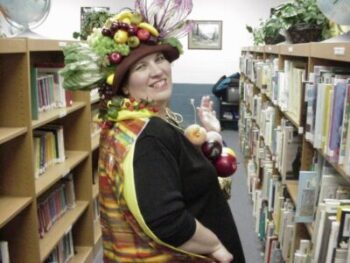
[112,43,180,95]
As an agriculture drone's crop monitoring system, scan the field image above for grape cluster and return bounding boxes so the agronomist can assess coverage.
[91,36,130,57]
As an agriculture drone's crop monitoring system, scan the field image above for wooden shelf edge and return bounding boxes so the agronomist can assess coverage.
[27,39,78,52]
[31,102,86,129]
[39,201,89,262]
[93,220,102,244]
[0,127,27,145]
[0,38,26,53]
[91,133,100,151]
[92,183,99,199]
[70,246,93,263]
[285,180,298,205]
[35,150,89,196]
[93,236,102,258]
[0,196,32,228]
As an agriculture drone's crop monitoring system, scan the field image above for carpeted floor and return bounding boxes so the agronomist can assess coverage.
[222,129,264,263]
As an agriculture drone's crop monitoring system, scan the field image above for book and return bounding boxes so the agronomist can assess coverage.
[328,79,347,162]
[295,171,318,223]
[0,241,10,263]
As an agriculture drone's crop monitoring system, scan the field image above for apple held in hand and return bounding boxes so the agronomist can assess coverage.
[214,149,237,177]
[184,124,207,146]
[201,140,222,160]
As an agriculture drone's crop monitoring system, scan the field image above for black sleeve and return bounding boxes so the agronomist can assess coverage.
[134,135,196,247]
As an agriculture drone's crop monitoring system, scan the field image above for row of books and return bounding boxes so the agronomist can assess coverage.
[305,66,350,172]
[240,101,350,262]
[240,55,306,126]
[34,124,65,178]
[44,229,74,263]
[239,85,302,184]
[0,241,9,263]
[38,174,76,238]
[31,64,73,120]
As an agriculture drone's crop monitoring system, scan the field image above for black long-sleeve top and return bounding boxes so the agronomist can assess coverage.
[133,117,245,262]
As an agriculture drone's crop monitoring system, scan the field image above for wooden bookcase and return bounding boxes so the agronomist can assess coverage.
[0,38,101,263]
[240,42,350,261]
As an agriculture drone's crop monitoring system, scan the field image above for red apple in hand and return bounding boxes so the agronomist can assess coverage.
[214,151,237,177]
[201,140,222,160]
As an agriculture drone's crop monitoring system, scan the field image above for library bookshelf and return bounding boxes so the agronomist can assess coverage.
[0,38,101,263]
[240,42,350,262]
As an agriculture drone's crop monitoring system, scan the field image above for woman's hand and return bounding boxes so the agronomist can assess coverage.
[209,244,233,263]
[197,96,221,133]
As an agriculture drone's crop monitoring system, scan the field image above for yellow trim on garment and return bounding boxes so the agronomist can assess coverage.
[122,144,208,260]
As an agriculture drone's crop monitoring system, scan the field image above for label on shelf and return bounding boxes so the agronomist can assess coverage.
[333,47,345,56]
[288,46,293,53]
[298,127,304,134]
[59,42,67,47]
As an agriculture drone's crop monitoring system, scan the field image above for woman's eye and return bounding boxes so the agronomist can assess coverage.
[134,63,145,71]
[156,54,165,62]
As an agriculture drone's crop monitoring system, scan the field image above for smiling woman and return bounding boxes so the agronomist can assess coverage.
[60,1,245,262]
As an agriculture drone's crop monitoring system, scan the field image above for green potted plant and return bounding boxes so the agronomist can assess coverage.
[73,10,111,40]
[273,0,330,43]
[246,16,286,45]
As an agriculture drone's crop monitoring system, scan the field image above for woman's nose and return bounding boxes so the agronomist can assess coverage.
[149,62,162,76]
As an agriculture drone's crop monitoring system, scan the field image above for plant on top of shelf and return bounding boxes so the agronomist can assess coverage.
[73,10,111,40]
[246,16,286,46]
[272,0,331,43]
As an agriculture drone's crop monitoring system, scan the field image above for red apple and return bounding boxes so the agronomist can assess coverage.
[137,28,151,41]
[201,140,222,160]
[214,153,237,177]
[109,52,123,64]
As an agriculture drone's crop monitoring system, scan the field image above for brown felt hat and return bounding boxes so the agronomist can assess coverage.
[112,43,180,95]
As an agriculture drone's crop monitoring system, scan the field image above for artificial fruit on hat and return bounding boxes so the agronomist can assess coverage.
[138,22,159,36]
[108,52,123,64]
[137,28,151,41]
[127,36,140,48]
[114,30,128,44]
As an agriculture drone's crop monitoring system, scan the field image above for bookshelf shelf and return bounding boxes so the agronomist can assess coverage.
[279,43,310,57]
[39,200,89,261]
[240,42,350,262]
[310,42,350,62]
[35,150,89,196]
[91,133,100,151]
[93,220,102,244]
[0,196,32,228]
[264,45,280,54]
[31,102,86,129]
[0,38,100,262]
[286,180,298,204]
[0,127,27,144]
[70,246,93,263]
[27,39,78,52]
[92,183,99,199]
[0,38,26,53]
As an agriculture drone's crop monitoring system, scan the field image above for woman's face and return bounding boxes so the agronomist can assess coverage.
[123,52,172,106]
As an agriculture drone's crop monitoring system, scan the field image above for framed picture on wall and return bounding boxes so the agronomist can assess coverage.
[188,20,222,50]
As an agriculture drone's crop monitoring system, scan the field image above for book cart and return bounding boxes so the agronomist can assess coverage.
[239,42,350,262]
[0,38,101,263]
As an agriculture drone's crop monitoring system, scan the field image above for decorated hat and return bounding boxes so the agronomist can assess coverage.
[60,0,194,96]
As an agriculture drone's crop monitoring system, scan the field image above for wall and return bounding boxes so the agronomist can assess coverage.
[1,0,286,84]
